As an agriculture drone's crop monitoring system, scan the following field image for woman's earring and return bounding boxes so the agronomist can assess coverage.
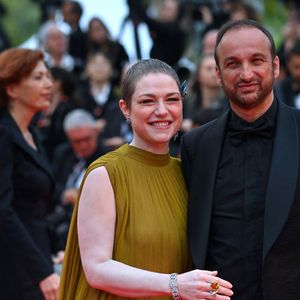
[126,117,131,125]
[180,80,188,97]
[173,131,179,141]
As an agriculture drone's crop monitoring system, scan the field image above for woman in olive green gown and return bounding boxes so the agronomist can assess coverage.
[58,58,233,300]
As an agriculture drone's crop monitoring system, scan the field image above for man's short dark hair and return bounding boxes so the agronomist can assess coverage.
[214,19,276,66]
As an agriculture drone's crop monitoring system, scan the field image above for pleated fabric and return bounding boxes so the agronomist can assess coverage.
[59,144,190,300]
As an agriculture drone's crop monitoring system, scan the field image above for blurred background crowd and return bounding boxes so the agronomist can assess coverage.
[1,0,300,257]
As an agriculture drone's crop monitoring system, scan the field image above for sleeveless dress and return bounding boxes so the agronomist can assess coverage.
[59,144,190,300]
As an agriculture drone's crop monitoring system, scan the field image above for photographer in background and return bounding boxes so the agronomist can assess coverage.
[277,0,300,79]
[31,0,63,23]
[180,0,231,63]
[61,0,86,63]
[128,0,187,69]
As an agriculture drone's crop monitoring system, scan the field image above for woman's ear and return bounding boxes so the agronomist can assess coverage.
[6,84,18,99]
[119,99,130,119]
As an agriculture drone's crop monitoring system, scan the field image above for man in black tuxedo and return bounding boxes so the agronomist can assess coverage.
[181,19,300,300]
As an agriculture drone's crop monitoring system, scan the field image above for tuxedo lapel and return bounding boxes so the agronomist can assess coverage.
[188,111,229,267]
[263,103,299,259]
[0,111,54,182]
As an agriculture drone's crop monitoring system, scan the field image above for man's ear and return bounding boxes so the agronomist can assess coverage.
[119,99,130,119]
[273,55,280,81]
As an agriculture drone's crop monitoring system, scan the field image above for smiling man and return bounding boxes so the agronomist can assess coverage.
[181,19,300,300]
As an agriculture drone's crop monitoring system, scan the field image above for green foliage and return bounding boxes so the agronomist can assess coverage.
[262,0,289,49]
[1,0,41,47]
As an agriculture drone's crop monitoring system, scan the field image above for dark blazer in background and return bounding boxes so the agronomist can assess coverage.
[51,140,110,205]
[181,100,300,300]
[0,110,56,300]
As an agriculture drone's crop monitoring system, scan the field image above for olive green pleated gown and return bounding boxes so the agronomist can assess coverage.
[58,144,190,300]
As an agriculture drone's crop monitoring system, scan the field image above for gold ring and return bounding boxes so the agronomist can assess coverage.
[209,281,220,295]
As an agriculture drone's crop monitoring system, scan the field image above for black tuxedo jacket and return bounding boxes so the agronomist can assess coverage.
[0,110,56,299]
[181,100,300,299]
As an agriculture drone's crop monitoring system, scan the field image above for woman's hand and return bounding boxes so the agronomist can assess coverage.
[39,273,60,300]
[177,270,233,300]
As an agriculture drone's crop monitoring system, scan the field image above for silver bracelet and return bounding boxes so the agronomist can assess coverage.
[169,273,181,300]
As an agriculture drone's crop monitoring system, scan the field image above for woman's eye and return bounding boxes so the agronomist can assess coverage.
[140,99,154,104]
[167,97,180,102]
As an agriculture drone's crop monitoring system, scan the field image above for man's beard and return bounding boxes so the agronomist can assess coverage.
[222,76,274,110]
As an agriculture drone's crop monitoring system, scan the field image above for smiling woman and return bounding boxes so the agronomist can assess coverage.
[119,72,182,154]
[0,48,63,300]
[58,58,233,300]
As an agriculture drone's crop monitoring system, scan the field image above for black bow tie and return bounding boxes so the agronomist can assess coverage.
[227,116,274,146]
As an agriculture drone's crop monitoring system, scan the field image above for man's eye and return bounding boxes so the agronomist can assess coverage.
[226,62,237,68]
[253,58,264,65]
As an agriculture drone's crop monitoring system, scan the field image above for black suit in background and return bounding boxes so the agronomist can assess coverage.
[181,100,300,300]
[74,79,117,120]
[0,110,57,300]
[130,1,186,68]
[68,26,87,63]
[51,140,110,203]
[48,140,110,246]
[39,99,77,161]
[74,80,130,142]
[274,75,300,109]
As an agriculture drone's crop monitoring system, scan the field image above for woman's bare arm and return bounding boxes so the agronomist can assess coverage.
[78,167,233,299]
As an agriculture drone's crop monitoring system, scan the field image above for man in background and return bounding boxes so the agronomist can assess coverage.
[48,109,109,246]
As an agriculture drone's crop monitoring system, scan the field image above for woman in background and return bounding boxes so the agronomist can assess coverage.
[85,17,129,84]
[182,53,227,131]
[0,48,62,300]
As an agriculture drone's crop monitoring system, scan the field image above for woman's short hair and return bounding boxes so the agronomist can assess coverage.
[0,48,44,108]
[121,58,181,108]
